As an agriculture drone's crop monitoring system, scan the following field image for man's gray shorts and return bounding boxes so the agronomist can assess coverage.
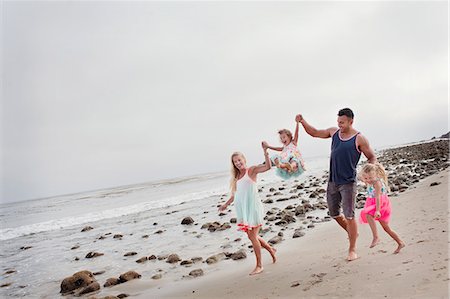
[326,181,357,219]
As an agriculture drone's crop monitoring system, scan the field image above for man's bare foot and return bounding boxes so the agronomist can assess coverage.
[369,237,380,248]
[347,251,358,261]
[394,242,405,254]
[249,266,264,275]
[269,247,277,263]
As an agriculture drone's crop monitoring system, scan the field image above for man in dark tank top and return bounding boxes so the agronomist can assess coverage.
[296,108,377,261]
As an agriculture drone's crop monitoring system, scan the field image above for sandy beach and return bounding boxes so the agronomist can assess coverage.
[137,169,449,299]
[81,140,449,299]
[1,140,448,299]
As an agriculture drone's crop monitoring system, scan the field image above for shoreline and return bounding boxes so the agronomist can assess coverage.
[0,139,448,299]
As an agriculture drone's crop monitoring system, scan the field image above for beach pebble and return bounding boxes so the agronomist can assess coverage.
[117,294,129,299]
[206,253,226,264]
[154,230,164,234]
[293,230,305,238]
[71,245,80,250]
[166,254,182,263]
[263,199,274,204]
[20,246,32,250]
[157,254,169,260]
[1,283,12,288]
[180,260,193,266]
[123,252,137,257]
[142,235,149,238]
[268,236,282,245]
[191,257,203,263]
[189,269,204,277]
[152,274,162,280]
[104,278,120,287]
[181,217,195,225]
[430,182,441,186]
[230,249,247,260]
[136,257,148,263]
[3,269,16,275]
[93,271,105,276]
[60,270,96,294]
[148,255,157,260]
[74,281,100,296]
[81,226,94,232]
[230,218,237,223]
[86,252,104,259]
[113,234,123,239]
[119,271,141,283]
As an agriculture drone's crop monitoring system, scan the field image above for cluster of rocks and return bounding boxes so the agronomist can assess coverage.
[201,221,232,232]
[60,270,139,297]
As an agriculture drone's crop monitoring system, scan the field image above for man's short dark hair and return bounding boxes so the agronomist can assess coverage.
[338,108,354,119]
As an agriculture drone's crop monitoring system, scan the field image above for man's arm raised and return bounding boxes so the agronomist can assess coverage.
[296,114,337,139]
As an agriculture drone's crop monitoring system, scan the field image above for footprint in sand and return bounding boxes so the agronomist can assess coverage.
[302,273,327,291]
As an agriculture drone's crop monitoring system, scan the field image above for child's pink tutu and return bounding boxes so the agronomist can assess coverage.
[360,194,391,223]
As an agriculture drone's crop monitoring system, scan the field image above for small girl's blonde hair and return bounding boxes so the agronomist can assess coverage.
[230,152,246,194]
[278,129,293,141]
[360,162,390,192]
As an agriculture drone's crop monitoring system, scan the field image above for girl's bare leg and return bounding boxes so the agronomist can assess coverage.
[257,236,277,263]
[366,214,380,248]
[247,228,264,275]
[379,220,405,254]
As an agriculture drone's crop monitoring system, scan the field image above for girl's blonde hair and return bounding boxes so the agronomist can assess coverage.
[230,152,246,194]
[278,129,293,142]
[360,162,390,192]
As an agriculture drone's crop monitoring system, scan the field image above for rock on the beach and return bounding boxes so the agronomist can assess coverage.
[81,226,94,232]
[189,269,204,277]
[85,252,104,259]
[60,270,96,294]
[148,255,157,260]
[113,234,123,239]
[180,260,193,266]
[268,236,282,245]
[93,271,105,276]
[293,229,305,238]
[206,253,226,264]
[71,245,80,250]
[152,274,162,280]
[191,257,203,263]
[123,252,137,257]
[166,254,182,264]
[230,218,237,223]
[119,271,141,283]
[104,278,120,288]
[430,182,441,186]
[74,281,100,296]
[230,249,247,260]
[136,257,148,263]
[181,217,195,225]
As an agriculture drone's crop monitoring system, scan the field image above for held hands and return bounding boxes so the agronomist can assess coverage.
[295,114,303,123]
[374,211,381,219]
[262,141,269,150]
[218,203,228,212]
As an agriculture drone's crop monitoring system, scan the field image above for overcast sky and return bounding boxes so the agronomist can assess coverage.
[1,1,448,203]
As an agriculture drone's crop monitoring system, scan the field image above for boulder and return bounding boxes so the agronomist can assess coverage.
[118,271,141,283]
[60,270,95,294]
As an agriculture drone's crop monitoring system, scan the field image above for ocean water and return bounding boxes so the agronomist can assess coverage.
[0,155,331,298]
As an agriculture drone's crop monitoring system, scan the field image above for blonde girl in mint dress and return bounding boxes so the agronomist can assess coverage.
[219,142,277,275]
